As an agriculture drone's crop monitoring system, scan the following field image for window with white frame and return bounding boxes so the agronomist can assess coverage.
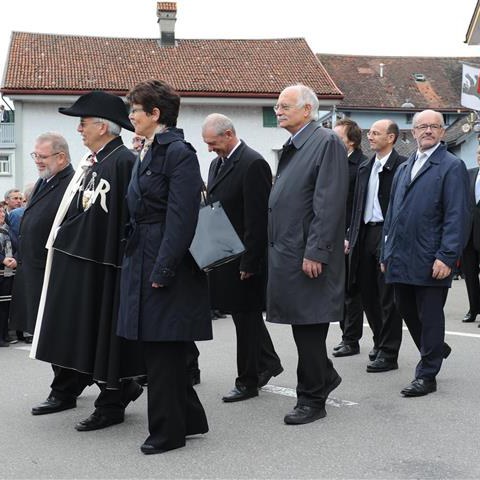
[0,154,12,175]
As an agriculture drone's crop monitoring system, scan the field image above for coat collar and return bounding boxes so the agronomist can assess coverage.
[138,127,186,176]
[26,163,74,209]
[406,142,445,187]
[207,140,245,193]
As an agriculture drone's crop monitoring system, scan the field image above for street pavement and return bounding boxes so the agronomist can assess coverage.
[1,278,480,479]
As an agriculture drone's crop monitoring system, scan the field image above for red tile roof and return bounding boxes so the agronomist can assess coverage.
[317,54,479,111]
[1,32,342,99]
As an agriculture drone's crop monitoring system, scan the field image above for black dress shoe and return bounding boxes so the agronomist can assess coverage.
[401,378,437,397]
[332,344,359,357]
[443,343,452,359]
[366,357,398,372]
[333,341,344,352]
[368,347,379,361]
[222,385,258,403]
[258,365,284,388]
[31,396,76,416]
[24,336,33,344]
[140,443,168,455]
[0,339,10,347]
[284,405,326,425]
[75,411,124,431]
[462,311,477,322]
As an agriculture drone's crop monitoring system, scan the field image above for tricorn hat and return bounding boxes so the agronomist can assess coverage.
[58,91,134,131]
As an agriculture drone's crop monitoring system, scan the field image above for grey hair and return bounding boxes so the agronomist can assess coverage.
[36,131,71,163]
[92,117,121,136]
[4,188,20,202]
[202,113,237,136]
[412,110,445,128]
[288,84,319,121]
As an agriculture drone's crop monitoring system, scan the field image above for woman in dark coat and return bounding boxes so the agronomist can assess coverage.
[117,80,212,454]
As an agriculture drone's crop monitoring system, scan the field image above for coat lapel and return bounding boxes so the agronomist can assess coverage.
[208,142,243,193]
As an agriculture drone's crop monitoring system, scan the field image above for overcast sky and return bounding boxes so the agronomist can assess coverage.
[1,0,479,87]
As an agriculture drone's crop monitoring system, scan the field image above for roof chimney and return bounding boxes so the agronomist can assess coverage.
[379,63,385,78]
[157,2,177,47]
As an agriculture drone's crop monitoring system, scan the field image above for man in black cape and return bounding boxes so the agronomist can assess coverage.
[30,91,144,431]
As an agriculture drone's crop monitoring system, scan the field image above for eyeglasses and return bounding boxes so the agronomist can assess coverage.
[129,108,144,115]
[414,124,444,132]
[273,104,298,113]
[30,152,62,160]
[78,120,103,128]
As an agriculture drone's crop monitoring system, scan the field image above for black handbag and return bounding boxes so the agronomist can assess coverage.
[189,189,245,272]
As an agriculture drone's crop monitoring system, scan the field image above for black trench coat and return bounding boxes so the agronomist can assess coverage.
[117,128,211,342]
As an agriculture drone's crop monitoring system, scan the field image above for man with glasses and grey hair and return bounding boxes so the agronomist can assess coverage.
[10,132,74,346]
[267,84,348,425]
[30,91,144,432]
[381,109,469,397]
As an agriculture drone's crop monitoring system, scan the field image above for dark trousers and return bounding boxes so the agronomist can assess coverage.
[357,225,402,359]
[232,311,282,389]
[291,323,336,409]
[394,284,448,380]
[462,237,480,315]
[340,255,364,346]
[142,341,208,451]
[50,365,136,417]
[0,276,13,340]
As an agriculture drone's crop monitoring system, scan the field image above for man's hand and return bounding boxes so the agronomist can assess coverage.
[152,282,164,288]
[432,259,451,280]
[380,262,385,273]
[302,258,323,278]
[344,239,350,255]
[240,271,253,280]
[3,257,16,269]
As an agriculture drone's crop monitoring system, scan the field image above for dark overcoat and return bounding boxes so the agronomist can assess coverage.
[32,137,145,388]
[346,148,367,230]
[465,167,480,250]
[267,121,348,325]
[10,164,74,334]
[117,128,211,342]
[382,143,470,287]
[206,141,271,313]
[348,149,406,286]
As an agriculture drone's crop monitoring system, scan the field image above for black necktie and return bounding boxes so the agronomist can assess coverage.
[215,157,227,178]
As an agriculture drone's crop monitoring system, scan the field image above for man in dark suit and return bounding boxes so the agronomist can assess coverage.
[461,145,480,324]
[382,109,469,396]
[202,113,283,402]
[10,132,74,341]
[347,119,405,372]
[332,119,365,357]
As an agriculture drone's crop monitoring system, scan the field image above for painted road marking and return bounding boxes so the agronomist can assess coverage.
[261,384,358,407]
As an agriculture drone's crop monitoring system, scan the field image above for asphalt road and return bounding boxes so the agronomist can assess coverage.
[1,278,479,480]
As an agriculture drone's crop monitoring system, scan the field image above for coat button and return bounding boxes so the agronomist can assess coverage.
[146,170,152,176]
[269,242,274,247]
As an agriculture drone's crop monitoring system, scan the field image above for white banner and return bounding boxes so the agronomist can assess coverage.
[461,63,480,110]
